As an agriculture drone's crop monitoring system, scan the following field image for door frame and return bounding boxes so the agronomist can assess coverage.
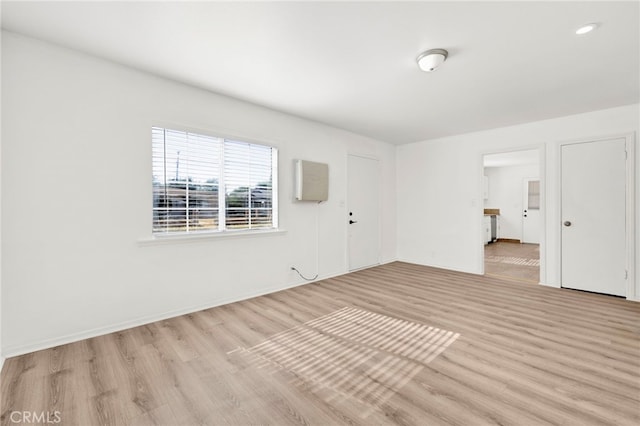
[557,133,636,299]
[480,146,546,283]
[346,153,381,271]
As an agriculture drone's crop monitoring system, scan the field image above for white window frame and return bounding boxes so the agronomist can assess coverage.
[151,126,279,236]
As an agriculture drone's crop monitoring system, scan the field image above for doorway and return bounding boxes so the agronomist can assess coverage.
[483,149,542,283]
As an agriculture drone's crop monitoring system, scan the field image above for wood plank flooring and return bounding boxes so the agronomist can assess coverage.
[485,242,540,283]
[2,261,639,425]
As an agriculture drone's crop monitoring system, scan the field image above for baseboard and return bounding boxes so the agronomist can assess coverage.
[496,238,521,243]
[397,258,480,276]
[0,356,4,373]
[2,260,404,358]
[2,263,381,358]
[3,274,346,358]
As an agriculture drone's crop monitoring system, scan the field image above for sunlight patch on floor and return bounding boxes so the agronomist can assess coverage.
[232,307,460,416]
[485,255,540,267]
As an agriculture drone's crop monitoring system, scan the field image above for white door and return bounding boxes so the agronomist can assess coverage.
[522,178,541,244]
[561,138,627,296]
[347,155,380,271]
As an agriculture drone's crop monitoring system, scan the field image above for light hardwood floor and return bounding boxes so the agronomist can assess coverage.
[2,262,639,425]
[485,242,540,283]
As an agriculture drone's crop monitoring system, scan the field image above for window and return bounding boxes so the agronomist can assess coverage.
[527,180,540,210]
[152,127,277,234]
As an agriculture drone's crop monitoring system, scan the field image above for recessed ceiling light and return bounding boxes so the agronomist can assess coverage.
[575,23,599,35]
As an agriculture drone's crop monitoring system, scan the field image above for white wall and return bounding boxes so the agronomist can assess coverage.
[484,164,539,241]
[397,103,639,299]
[1,32,397,356]
[0,28,3,372]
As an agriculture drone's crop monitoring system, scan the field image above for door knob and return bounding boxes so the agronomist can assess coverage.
[564,221,572,227]
[349,220,358,224]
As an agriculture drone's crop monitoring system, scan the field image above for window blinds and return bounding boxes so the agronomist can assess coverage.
[152,127,277,234]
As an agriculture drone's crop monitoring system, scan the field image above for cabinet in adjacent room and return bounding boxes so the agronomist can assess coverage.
[483,215,492,244]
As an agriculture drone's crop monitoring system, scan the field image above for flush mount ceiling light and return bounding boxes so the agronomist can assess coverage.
[417,48,448,72]
[575,23,599,35]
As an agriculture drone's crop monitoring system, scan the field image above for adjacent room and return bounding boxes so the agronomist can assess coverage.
[483,149,541,283]
[1,2,639,425]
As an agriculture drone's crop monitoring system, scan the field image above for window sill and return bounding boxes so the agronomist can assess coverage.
[137,228,287,246]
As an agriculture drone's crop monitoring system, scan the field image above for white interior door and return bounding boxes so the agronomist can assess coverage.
[348,155,380,271]
[522,178,541,244]
[561,138,627,296]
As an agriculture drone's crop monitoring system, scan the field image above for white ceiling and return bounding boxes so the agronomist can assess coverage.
[1,1,638,145]
[484,149,539,168]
